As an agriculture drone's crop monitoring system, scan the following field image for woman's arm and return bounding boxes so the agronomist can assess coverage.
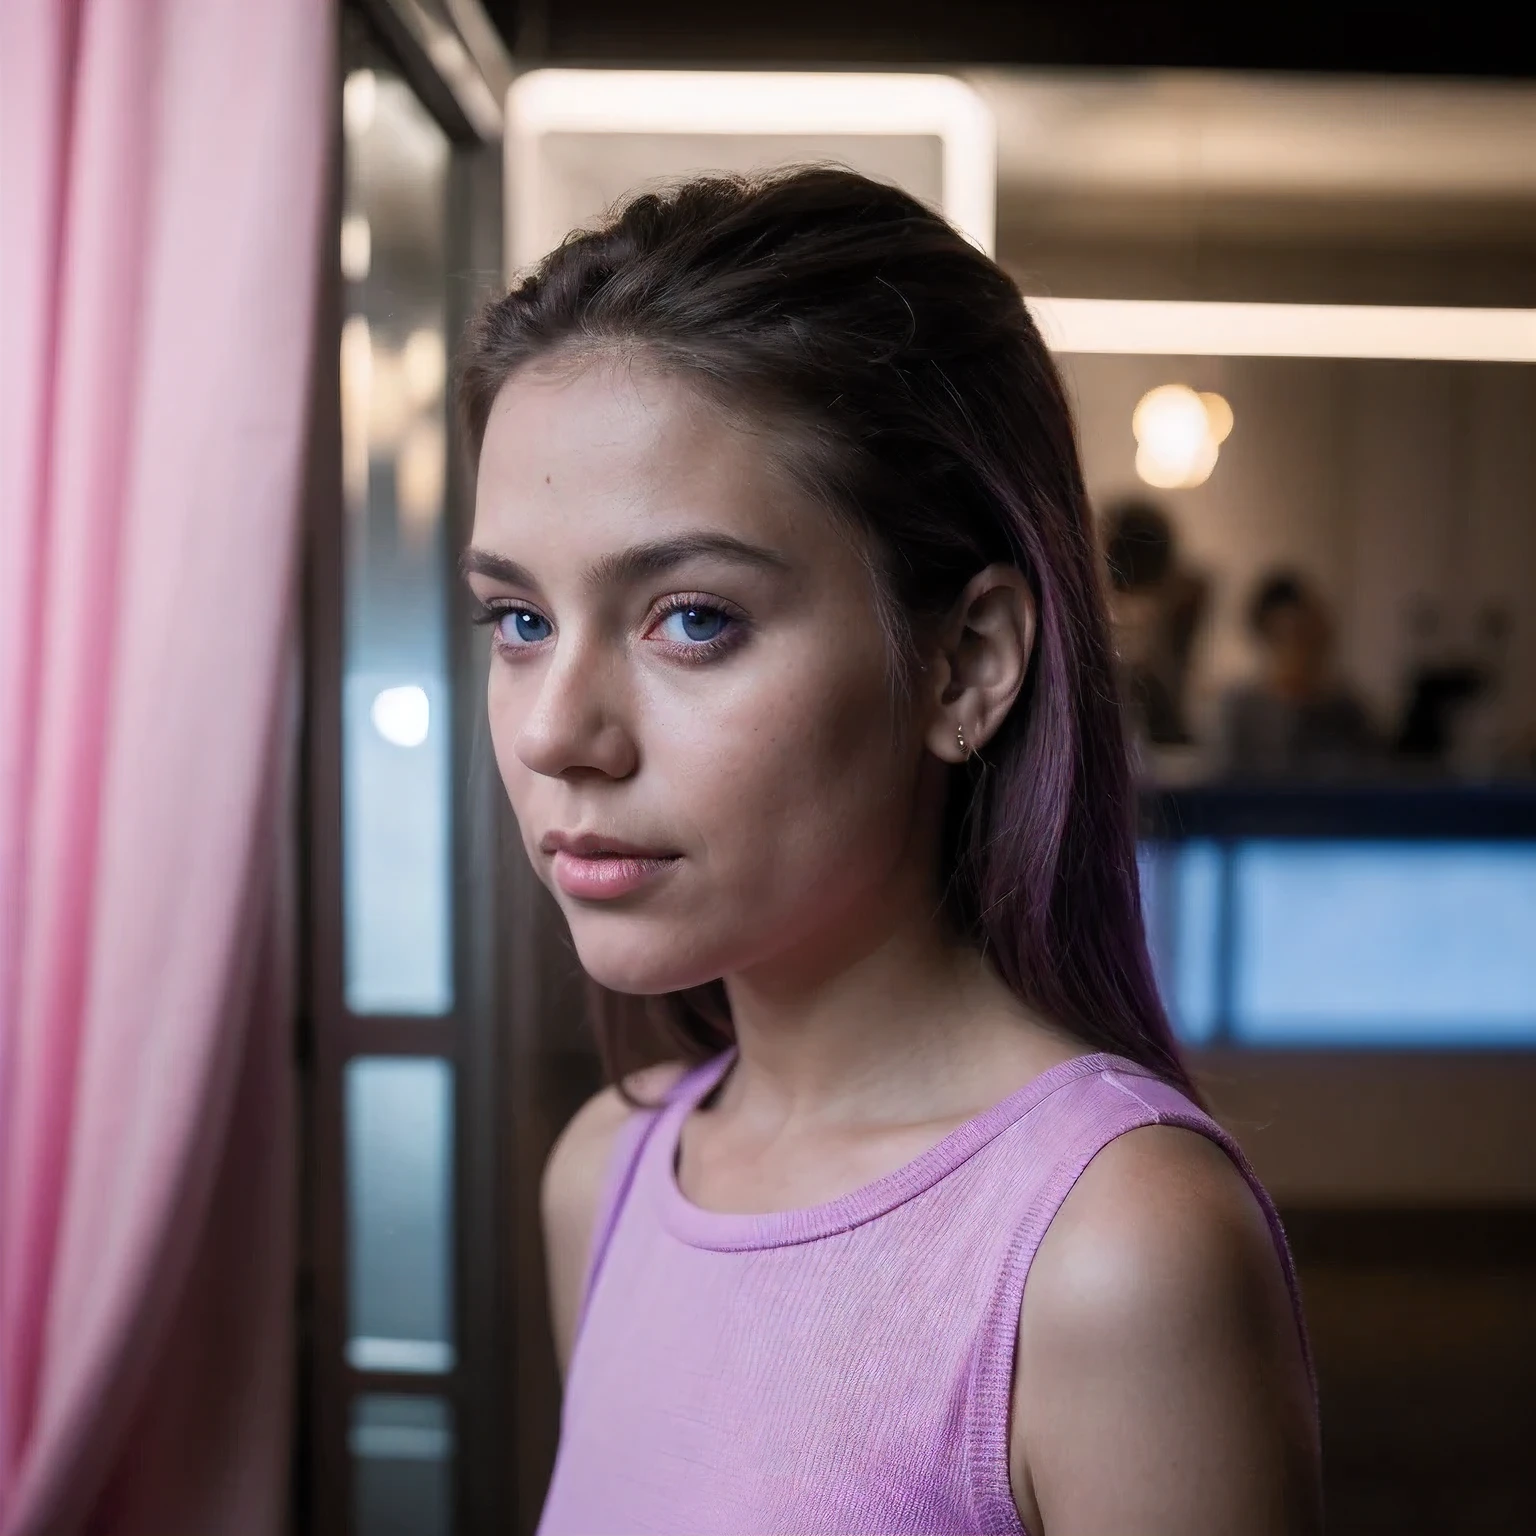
[540,1063,686,1378]
[1010,1125,1321,1536]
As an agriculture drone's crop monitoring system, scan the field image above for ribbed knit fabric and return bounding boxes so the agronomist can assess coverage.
[537,1048,1310,1536]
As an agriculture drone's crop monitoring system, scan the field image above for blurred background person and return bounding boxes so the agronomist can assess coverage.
[1216,570,1382,780]
[1102,497,1209,759]
[1394,596,1520,779]
[10,5,1530,1531]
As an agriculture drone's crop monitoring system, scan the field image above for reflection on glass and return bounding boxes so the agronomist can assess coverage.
[344,673,451,1015]
[1137,841,1175,1010]
[1171,840,1223,1044]
[1139,840,1222,1044]
[1232,841,1536,1044]
[341,65,453,1015]
[352,1394,454,1536]
[346,1058,455,1373]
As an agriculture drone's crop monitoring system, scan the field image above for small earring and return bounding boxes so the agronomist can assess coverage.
[956,722,969,758]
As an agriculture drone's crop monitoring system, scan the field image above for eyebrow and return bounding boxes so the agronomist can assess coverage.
[458,532,795,593]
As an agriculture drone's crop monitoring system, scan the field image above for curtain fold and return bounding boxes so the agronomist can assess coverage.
[0,3,331,1532]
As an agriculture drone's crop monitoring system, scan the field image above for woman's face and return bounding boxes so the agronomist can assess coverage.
[466,359,943,995]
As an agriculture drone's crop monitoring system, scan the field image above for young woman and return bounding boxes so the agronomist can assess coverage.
[457,168,1321,1535]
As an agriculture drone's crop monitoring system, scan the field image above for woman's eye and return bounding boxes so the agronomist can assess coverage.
[497,609,551,646]
[656,604,730,644]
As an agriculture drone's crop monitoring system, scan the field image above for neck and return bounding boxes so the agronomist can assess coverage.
[717,896,1073,1131]
[710,756,1082,1131]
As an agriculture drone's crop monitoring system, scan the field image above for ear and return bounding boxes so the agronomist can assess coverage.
[921,564,1037,763]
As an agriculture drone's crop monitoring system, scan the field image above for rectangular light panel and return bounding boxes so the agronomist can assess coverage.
[1027,296,1536,363]
[507,68,997,260]
[1231,842,1536,1045]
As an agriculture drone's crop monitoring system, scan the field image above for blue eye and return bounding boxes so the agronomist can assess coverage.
[497,609,551,645]
[659,604,729,644]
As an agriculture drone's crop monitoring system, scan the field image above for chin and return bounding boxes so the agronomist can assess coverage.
[567,916,731,997]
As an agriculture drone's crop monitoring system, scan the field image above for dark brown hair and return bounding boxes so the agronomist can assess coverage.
[457,167,1194,1102]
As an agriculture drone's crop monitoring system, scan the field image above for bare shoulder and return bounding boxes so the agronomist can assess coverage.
[541,1061,688,1377]
[1028,1123,1285,1321]
[1011,1124,1320,1536]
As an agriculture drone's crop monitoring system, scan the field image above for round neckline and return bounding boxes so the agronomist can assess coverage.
[657,1046,1132,1251]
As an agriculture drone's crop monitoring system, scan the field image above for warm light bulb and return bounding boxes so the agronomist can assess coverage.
[371,685,430,748]
[1200,391,1234,444]
[1131,383,1230,489]
[1136,434,1218,490]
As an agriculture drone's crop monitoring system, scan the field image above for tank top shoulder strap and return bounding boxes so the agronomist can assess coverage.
[573,1051,735,1341]
[964,1057,1316,1534]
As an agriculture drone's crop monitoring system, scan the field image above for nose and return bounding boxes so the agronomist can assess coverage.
[512,631,639,781]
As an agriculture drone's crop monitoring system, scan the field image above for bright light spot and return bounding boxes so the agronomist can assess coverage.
[1133,384,1229,489]
[371,685,430,748]
[402,329,447,407]
[1136,434,1217,490]
[1133,385,1208,466]
[1200,391,1234,444]
[344,70,377,139]
[340,214,371,282]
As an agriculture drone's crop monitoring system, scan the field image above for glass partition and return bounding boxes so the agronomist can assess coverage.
[1140,834,1536,1046]
[345,1056,456,1374]
[341,60,454,1016]
[352,1394,455,1536]
[1232,841,1536,1044]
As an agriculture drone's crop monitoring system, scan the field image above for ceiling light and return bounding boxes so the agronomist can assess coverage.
[1200,391,1234,443]
[506,69,997,265]
[1028,297,1536,363]
[1132,384,1232,489]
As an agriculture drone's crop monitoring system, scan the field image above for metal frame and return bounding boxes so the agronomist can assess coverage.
[295,16,346,1523]
[365,0,510,141]
[298,5,557,1533]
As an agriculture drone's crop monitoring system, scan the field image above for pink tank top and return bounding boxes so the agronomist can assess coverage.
[537,1048,1310,1536]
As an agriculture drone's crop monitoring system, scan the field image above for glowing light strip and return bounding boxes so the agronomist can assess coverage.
[346,1336,456,1373]
[506,69,996,264]
[1026,297,1536,363]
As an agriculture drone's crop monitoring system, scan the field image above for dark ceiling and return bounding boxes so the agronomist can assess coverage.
[485,1,1535,78]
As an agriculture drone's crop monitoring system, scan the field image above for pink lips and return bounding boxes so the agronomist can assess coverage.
[542,830,681,900]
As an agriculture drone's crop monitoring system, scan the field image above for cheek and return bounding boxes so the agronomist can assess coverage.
[484,667,535,817]
[477,637,923,992]
[657,640,914,898]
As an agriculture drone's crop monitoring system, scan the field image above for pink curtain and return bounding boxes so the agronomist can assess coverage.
[0,3,330,1532]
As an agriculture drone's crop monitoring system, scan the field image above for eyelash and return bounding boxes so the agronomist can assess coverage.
[467,593,747,665]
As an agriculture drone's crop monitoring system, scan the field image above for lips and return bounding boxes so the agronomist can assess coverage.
[541,830,682,901]
[540,829,679,859]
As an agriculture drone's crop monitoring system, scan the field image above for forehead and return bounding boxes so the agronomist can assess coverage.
[472,357,825,557]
